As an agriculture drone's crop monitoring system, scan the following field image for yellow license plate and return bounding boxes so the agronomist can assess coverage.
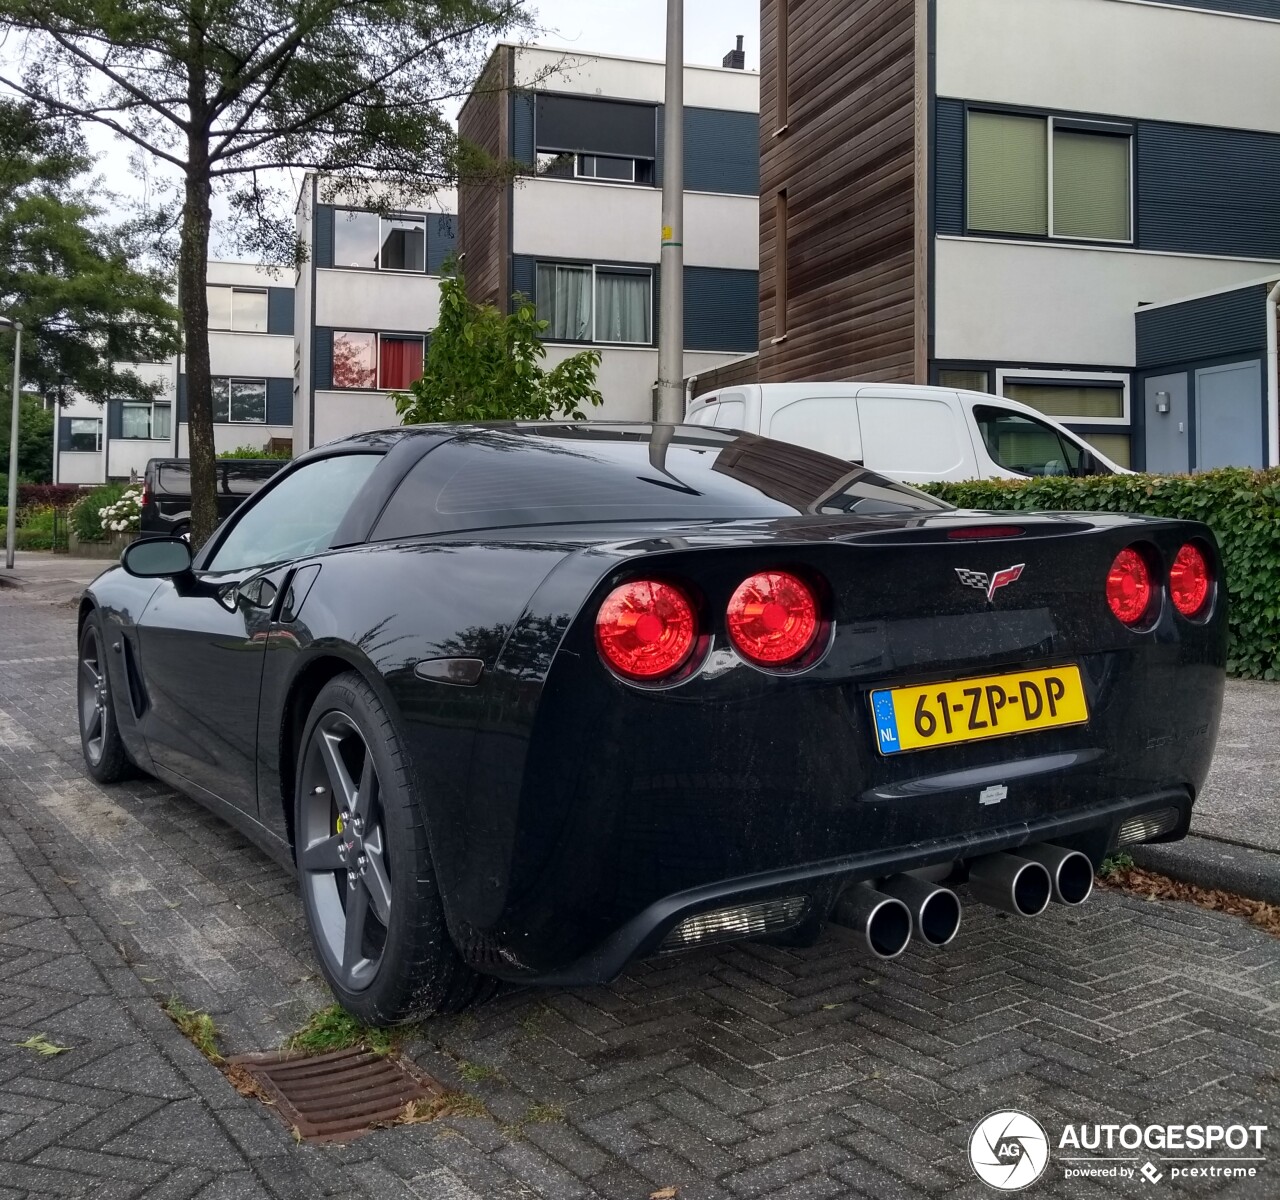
[870,665,1088,754]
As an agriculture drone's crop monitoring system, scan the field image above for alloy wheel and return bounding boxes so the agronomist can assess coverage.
[78,627,109,766]
[298,711,392,991]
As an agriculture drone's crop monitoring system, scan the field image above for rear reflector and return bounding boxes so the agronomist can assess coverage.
[1106,547,1153,626]
[946,525,1025,540]
[726,571,820,666]
[1116,807,1181,846]
[660,896,808,952]
[1169,543,1211,618]
[595,580,697,681]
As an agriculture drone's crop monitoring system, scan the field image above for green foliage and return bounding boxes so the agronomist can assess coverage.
[921,469,1280,680]
[12,1033,70,1057]
[395,267,603,425]
[285,1005,395,1056]
[17,394,53,483]
[0,101,178,405]
[69,481,127,543]
[1098,851,1135,878]
[217,444,292,460]
[10,504,66,550]
[162,997,222,1062]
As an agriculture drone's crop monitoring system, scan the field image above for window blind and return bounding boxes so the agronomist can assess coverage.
[1004,382,1124,420]
[967,112,1047,236]
[1053,130,1130,240]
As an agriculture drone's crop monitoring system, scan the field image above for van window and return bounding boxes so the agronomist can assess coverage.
[768,396,862,462]
[857,396,968,478]
[975,406,1094,477]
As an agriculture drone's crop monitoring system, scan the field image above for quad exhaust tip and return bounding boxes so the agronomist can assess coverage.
[832,884,913,959]
[878,873,962,947]
[968,852,1053,916]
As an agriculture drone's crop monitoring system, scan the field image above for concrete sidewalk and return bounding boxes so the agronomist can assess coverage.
[0,551,106,605]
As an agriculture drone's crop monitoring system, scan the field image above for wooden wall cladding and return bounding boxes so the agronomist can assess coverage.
[457,47,510,308]
[758,0,922,384]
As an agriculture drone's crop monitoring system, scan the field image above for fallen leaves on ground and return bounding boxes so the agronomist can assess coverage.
[13,1033,70,1057]
[1099,865,1280,938]
[650,1188,680,1200]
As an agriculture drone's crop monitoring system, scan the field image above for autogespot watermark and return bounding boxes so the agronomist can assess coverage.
[967,1113,1268,1189]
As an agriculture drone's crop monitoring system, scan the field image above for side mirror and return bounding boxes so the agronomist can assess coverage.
[121,536,193,579]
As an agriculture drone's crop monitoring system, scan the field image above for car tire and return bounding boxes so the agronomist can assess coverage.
[77,612,135,784]
[294,672,494,1024]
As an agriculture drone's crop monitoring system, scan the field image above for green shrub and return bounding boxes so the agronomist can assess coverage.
[921,469,1280,680]
[70,482,128,543]
[218,444,291,460]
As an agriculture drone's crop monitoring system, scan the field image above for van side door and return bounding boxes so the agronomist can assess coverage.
[765,395,864,463]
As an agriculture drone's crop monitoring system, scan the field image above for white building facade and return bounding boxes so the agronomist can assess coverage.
[458,43,761,421]
[53,260,294,483]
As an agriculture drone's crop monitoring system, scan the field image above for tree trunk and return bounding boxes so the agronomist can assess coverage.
[179,143,216,547]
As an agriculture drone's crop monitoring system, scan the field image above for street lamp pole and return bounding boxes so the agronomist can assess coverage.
[2,316,22,572]
[654,0,685,423]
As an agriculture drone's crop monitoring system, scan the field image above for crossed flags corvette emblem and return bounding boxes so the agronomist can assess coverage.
[956,564,1025,602]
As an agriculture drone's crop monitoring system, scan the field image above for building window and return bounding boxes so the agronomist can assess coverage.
[938,369,991,393]
[332,210,427,271]
[1002,380,1126,421]
[332,331,424,389]
[68,418,102,452]
[379,336,424,390]
[121,402,172,439]
[967,111,1131,242]
[535,264,652,345]
[1079,433,1132,470]
[207,286,268,332]
[211,377,267,423]
[535,151,653,185]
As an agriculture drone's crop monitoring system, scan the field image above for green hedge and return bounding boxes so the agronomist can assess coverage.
[921,469,1280,680]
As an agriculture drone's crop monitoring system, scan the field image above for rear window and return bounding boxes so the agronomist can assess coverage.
[372,426,948,539]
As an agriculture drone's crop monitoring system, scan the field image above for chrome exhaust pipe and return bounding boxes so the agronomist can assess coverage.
[968,853,1052,917]
[878,873,962,947]
[832,884,912,959]
[1018,843,1094,906]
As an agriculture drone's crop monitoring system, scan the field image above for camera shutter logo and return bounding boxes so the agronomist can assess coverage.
[969,1110,1050,1190]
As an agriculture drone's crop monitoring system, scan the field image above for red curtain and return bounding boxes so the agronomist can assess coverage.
[379,337,424,390]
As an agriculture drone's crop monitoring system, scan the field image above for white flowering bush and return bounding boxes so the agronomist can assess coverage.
[99,486,143,534]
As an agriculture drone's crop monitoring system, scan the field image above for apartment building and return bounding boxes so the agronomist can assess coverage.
[292,177,457,450]
[697,0,1280,471]
[53,260,294,483]
[458,42,761,420]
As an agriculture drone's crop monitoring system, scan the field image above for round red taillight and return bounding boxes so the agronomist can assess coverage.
[595,580,697,681]
[1169,543,1211,618]
[726,571,820,666]
[1107,547,1153,626]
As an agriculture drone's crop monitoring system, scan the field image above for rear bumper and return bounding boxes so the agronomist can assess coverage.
[513,788,1190,986]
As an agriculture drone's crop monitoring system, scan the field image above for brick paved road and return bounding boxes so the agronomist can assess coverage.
[1,586,1277,1198]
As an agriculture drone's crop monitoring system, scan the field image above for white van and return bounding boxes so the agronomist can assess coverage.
[684,383,1128,485]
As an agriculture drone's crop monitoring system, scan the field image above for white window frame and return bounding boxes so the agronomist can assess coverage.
[574,153,637,183]
[212,376,269,424]
[995,368,1131,426]
[537,263,654,347]
[967,112,1134,246]
[119,401,173,440]
[67,417,103,453]
[208,285,270,332]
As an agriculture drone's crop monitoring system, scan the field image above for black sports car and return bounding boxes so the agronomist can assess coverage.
[76,423,1226,1023]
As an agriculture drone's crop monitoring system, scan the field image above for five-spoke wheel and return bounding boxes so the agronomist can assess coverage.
[76,613,132,783]
[298,711,392,991]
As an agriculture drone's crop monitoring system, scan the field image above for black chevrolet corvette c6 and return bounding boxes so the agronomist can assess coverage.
[75,423,1226,1022]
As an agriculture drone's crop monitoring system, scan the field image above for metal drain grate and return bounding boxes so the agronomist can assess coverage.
[227,1046,448,1143]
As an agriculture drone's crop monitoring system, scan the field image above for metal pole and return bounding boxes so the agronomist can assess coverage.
[5,322,21,571]
[655,0,685,424]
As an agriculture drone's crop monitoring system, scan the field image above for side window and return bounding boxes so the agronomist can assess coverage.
[974,406,1084,477]
[207,454,380,572]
